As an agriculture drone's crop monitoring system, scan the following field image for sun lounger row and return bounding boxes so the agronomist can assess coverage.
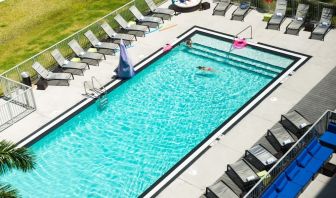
[204,110,311,197]
[266,0,334,40]
[213,0,251,21]
[31,0,175,86]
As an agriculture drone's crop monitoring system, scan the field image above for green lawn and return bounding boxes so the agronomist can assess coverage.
[0,0,130,74]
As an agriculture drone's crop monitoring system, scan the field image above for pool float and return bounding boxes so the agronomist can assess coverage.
[233,38,247,49]
[163,44,172,52]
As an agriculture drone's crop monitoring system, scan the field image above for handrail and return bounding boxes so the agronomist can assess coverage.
[227,25,253,58]
[91,76,106,95]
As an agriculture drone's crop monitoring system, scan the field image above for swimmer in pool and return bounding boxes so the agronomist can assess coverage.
[196,66,214,71]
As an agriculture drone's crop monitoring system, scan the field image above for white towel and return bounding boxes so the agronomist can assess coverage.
[276,12,283,17]
[322,22,329,26]
[80,52,85,55]
[283,139,292,145]
[63,60,69,65]
[266,158,276,165]
[246,175,256,182]
[297,17,303,21]
[299,123,307,129]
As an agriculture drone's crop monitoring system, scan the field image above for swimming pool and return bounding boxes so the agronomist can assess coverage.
[4,27,308,197]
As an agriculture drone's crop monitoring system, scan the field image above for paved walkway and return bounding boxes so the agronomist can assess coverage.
[0,1,336,197]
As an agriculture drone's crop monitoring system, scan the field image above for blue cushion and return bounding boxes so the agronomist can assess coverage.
[328,123,336,133]
[261,184,278,198]
[302,157,323,173]
[320,131,336,149]
[307,138,333,161]
[285,161,313,186]
[275,173,288,192]
[296,149,311,168]
[277,181,301,198]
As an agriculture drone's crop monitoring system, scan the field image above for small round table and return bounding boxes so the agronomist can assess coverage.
[173,0,202,12]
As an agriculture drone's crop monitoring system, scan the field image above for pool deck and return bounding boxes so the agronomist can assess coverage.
[1,1,336,197]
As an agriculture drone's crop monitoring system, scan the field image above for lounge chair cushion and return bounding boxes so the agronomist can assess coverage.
[285,161,313,186]
[275,173,287,192]
[328,123,336,133]
[296,149,323,173]
[320,131,336,148]
[261,184,278,198]
[307,139,333,161]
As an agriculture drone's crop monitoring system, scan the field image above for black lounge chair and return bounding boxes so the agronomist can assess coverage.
[267,122,296,152]
[129,5,163,28]
[244,144,278,171]
[285,4,309,35]
[280,110,311,137]
[213,0,231,16]
[84,30,119,56]
[114,14,149,37]
[68,39,105,66]
[32,62,74,86]
[310,8,334,41]
[205,180,239,198]
[231,2,250,21]
[266,0,287,30]
[226,159,259,191]
[145,0,176,20]
[51,49,89,76]
[100,22,136,45]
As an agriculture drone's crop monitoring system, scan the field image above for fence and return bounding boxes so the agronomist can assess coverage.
[0,0,166,84]
[244,110,336,198]
[0,76,36,132]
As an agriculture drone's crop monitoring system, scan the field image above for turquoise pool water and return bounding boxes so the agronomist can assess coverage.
[3,33,294,197]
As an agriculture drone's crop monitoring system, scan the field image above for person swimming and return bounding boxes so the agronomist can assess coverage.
[197,66,214,71]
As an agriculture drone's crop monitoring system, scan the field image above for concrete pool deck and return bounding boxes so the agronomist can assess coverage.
[1,1,336,197]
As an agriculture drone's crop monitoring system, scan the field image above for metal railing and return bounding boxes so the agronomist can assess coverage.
[0,76,36,132]
[244,110,335,198]
[0,0,166,84]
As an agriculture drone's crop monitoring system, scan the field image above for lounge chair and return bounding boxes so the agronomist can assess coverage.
[226,159,259,191]
[84,30,119,55]
[205,180,239,198]
[32,62,73,86]
[285,4,309,35]
[266,122,296,152]
[244,144,278,171]
[100,22,136,46]
[280,110,311,137]
[266,0,287,30]
[129,5,163,28]
[114,14,149,37]
[231,2,250,21]
[213,0,231,16]
[51,49,89,76]
[68,39,105,66]
[310,8,334,41]
[145,0,176,20]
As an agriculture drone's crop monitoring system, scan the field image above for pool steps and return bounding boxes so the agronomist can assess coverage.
[187,47,279,78]
[194,43,285,71]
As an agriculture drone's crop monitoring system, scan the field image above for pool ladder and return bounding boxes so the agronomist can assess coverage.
[83,76,108,109]
[227,25,253,59]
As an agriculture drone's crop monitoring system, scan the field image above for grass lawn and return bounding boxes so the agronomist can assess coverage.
[0,0,130,74]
